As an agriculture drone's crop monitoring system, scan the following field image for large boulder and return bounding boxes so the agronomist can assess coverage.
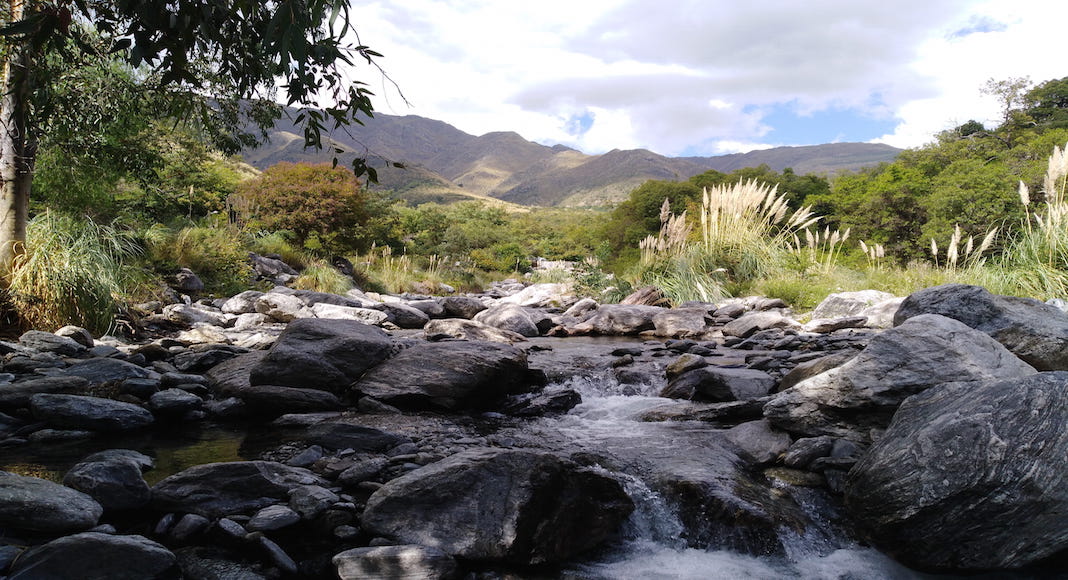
[661,366,776,402]
[249,318,393,393]
[9,533,178,580]
[362,448,633,565]
[894,283,1068,370]
[305,421,412,452]
[352,341,546,410]
[439,296,487,319]
[568,304,663,335]
[763,314,1036,441]
[333,545,457,580]
[845,372,1068,570]
[63,450,153,510]
[0,376,89,410]
[498,282,572,307]
[58,358,156,386]
[151,461,327,518]
[0,472,103,533]
[651,308,712,338]
[30,393,155,432]
[424,318,527,344]
[473,304,540,337]
[810,290,897,320]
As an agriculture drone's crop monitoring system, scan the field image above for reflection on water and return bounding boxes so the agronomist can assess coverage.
[0,422,279,484]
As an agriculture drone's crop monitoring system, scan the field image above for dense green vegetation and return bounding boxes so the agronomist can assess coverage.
[5,50,1068,333]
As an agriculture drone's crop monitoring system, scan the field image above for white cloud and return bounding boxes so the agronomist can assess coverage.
[349,0,1068,156]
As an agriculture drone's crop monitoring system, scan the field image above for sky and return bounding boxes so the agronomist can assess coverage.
[346,0,1068,157]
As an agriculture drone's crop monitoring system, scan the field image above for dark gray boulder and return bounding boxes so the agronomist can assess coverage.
[8,532,178,580]
[30,393,155,432]
[58,357,155,385]
[568,304,663,335]
[373,301,431,329]
[19,330,88,356]
[352,341,546,411]
[845,372,1068,570]
[237,384,342,416]
[63,450,153,510]
[305,421,411,453]
[894,283,1068,370]
[763,314,1036,441]
[0,471,102,532]
[249,318,392,393]
[151,461,327,518]
[661,366,776,402]
[440,296,487,319]
[334,545,457,580]
[0,376,89,409]
[362,448,633,565]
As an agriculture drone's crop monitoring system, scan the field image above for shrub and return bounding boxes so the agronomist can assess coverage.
[7,213,140,334]
[145,224,253,296]
[292,261,354,295]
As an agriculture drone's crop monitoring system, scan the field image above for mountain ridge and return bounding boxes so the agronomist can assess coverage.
[240,112,901,207]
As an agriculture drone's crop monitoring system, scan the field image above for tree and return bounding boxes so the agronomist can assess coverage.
[1025,77,1068,130]
[982,77,1034,148]
[230,162,373,253]
[0,1,386,279]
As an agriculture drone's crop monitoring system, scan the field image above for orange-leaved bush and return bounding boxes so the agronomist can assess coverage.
[229,162,372,253]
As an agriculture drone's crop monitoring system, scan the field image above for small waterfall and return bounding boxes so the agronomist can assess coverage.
[532,371,935,579]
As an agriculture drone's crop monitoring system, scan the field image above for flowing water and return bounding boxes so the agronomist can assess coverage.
[518,374,1015,580]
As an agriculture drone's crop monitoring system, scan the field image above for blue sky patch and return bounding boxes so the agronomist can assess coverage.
[751,102,898,145]
[565,111,595,136]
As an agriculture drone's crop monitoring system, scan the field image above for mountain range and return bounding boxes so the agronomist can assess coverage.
[239,112,902,207]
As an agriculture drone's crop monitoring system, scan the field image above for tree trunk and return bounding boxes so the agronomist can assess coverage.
[0,0,32,283]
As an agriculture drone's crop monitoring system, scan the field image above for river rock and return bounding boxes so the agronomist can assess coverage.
[30,393,155,431]
[722,311,799,339]
[310,302,390,325]
[149,388,204,416]
[893,283,1068,370]
[334,545,457,580]
[439,296,487,319]
[568,304,663,335]
[724,419,792,466]
[0,376,89,409]
[63,450,153,510]
[652,308,712,338]
[498,282,572,307]
[762,314,1036,441]
[220,290,265,314]
[19,329,88,356]
[162,303,230,327]
[810,290,897,320]
[248,504,301,531]
[373,301,431,329]
[473,304,540,337]
[151,461,327,518]
[255,292,314,322]
[8,532,178,580]
[305,421,412,452]
[661,366,776,402]
[237,384,342,416]
[250,318,392,393]
[55,325,95,348]
[352,341,546,410]
[424,318,527,343]
[845,372,1068,570]
[0,472,103,532]
[362,448,633,565]
[58,357,156,385]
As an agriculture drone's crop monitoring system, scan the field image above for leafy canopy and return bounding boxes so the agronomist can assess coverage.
[2,0,391,178]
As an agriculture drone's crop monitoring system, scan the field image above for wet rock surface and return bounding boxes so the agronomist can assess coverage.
[2,281,1064,578]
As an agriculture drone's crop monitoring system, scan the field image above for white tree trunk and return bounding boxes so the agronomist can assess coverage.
[0,0,31,282]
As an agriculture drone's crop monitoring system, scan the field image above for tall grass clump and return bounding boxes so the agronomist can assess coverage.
[144,224,253,296]
[7,213,140,334]
[994,142,1068,299]
[247,231,308,269]
[292,260,354,294]
[635,180,820,304]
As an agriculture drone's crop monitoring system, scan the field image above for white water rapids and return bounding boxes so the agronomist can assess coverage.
[520,375,942,580]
